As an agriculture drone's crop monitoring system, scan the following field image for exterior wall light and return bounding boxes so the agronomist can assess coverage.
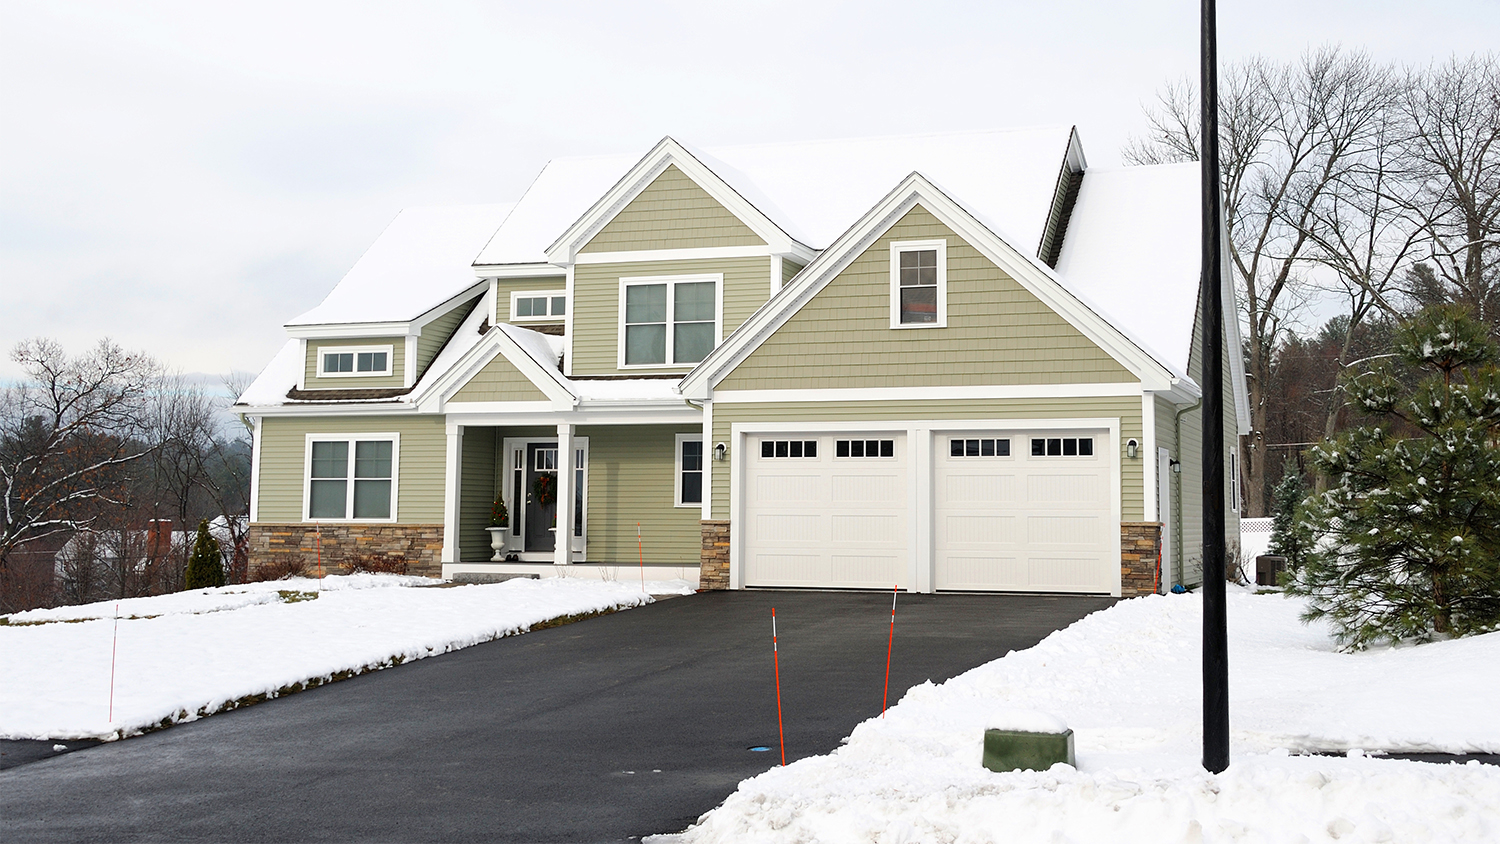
[1126,438,1139,459]
[1170,459,1182,474]
[713,442,728,461]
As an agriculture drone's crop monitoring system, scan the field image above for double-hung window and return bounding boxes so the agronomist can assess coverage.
[511,291,567,322]
[621,275,721,367]
[306,435,399,521]
[317,345,393,378]
[675,435,703,507]
[889,239,947,328]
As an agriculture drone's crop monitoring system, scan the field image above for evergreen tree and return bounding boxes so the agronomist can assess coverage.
[1268,462,1309,570]
[184,519,224,590]
[1290,306,1500,649]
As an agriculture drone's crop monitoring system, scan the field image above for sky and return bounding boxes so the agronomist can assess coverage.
[3,0,1498,389]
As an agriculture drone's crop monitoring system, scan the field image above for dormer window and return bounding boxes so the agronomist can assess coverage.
[619,274,721,367]
[317,345,393,377]
[512,291,567,322]
[889,239,947,328]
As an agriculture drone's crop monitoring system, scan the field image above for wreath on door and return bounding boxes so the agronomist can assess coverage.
[531,473,557,507]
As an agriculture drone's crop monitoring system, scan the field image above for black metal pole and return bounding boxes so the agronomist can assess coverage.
[1200,0,1230,775]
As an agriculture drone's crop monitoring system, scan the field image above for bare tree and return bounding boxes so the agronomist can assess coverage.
[0,339,161,566]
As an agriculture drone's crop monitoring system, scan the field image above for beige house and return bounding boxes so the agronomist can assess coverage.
[237,127,1249,596]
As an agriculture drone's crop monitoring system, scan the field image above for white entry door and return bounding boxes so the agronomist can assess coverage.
[933,429,1115,593]
[742,433,908,589]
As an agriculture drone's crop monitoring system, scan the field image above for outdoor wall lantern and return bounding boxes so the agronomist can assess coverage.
[1126,439,1139,459]
[714,442,728,461]
[1170,459,1182,474]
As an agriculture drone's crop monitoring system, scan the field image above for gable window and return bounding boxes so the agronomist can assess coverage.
[317,345,393,378]
[620,275,721,367]
[889,239,947,328]
[511,291,567,322]
[676,435,703,507]
[305,434,399,521]
[1030,437,1093,457]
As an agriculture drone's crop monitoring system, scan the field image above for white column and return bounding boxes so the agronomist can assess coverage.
[912,427,933,593]
[554,423,575,568]
[247,416,262,523]
[442,424,463,565]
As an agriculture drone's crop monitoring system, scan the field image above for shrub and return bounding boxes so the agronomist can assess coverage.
[341,555,408,576]
[184,519,225,590]
[490,497,508,528]
[250,555,310,582]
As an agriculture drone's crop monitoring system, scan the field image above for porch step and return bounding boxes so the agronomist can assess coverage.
[450,572,542,585]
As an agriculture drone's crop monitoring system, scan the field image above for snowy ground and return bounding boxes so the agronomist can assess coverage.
[0,574,693,741]
[656,588,1500,843]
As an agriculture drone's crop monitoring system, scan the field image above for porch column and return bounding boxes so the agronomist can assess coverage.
[554,423,575,568]
[442,423,462,565]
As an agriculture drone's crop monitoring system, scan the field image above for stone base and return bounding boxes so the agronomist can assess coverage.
[248,523,444,579]
[1120,522,1162,598]
[699,520,730,591]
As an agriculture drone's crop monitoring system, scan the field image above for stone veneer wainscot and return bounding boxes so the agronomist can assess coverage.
[248,524,444,578]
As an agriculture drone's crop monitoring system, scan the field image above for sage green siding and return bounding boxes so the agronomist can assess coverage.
[710,396,1144,522]
[255,414,447,523]
[495,276,566,324]
[580,164,766,253]
[572,256,771,376]
[458,426,497,563]
[782,257,806,285]
[578,425,702,564]
[1172,303,1243,588]
[450,354,549,403]
[720,205,1135,390]
[304,337,407,390]
[416,297,480,378]
[1155,393,1186,586]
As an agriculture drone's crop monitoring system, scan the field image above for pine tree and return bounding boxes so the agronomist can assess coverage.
[1289,306,1500,649]
[184,519,225,590]
[1267,462,1309,570]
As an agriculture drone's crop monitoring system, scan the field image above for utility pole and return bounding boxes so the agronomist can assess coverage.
[1199,0,1231,775]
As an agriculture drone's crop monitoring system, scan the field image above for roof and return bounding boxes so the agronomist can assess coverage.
[287,204,514,327]
[475,126,1077,264]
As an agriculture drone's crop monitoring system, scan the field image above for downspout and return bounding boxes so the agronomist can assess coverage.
[1171,395,1203,593]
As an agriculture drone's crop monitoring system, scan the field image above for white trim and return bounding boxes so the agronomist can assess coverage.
[616,273,724,370]
[1143,393,1157,522]
[410,282,489,333]
[442,428,461,564]
[403,336,418,386]
[674,433,705,509]
[700,401,714,520]
[315,344,395,378]
[888,238,948,329]
[499,435,589,563]
[247,416,262,522]
[727,416,1123,596]
[554,425,574,567]
[510,289,569,323]
[564,265,576,378]
[472,263,566,279]
[301,432,402,524]
[442,562,699,584]
[1158,446,1174,594]
[447,407,699,427]
[414,326,577,412]
[575,245,782,265]
[286,322,417,339]
[714,382,1144,404]
[912,426,933,593]
[296,339,307,391]
[769,254,782,297]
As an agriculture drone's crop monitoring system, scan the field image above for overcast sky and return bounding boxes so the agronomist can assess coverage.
[3,0,1497,387]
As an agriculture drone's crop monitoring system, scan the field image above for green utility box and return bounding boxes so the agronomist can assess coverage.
[982,728,1076,773]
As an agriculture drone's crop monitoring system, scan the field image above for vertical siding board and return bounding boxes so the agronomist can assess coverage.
[580,165,766,253]
[304,337,408,390]
[719,206,1135,390]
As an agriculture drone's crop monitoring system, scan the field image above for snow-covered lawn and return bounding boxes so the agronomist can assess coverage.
[0,574,693,741]
[658,588,1500,843]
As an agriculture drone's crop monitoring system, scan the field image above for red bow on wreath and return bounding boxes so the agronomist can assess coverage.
[531,474,556,507]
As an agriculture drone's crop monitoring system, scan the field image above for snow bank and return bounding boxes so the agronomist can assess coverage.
[0,575,688,740]
[657,589,1500,843]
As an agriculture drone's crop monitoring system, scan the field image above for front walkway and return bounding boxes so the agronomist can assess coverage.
[0,591,1113,842]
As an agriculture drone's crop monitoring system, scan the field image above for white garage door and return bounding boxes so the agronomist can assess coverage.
[934,429,1115,593]
[742,433,908,589]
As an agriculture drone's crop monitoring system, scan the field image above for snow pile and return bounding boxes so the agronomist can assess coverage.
[1,575,692,741]
[658,589,1500,843]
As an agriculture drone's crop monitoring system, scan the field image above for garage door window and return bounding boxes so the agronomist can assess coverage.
[1030,437,1093,457]
[761,440,817,458]
[950,438,1010,457]
[835,439,894,458]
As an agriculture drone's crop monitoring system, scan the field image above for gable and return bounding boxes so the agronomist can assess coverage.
[450,354,550,403]
[718,205,1135,391]
[579,164,767,254]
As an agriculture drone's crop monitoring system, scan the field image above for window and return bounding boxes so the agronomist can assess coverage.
[511,290,567,322]
[836,439,894,458]
[316,345,393,378]
[760,440,818,459]
[676,435,703,507]
[889,239,947,328]
[1030,437,1094,457]
[950,438,1011,457]
[305,435,398,521]
[1230,450,1240,512]
[620,275,721,366]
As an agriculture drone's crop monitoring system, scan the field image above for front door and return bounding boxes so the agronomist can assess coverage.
[524,443,558,553]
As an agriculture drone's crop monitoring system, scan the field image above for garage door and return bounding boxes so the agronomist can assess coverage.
[934,429,1115,593]
[742,433,908,589]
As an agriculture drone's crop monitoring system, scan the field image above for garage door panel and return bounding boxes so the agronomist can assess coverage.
[1025,515,1103,546]
[830,554,902,584]
[756,474,823,501]
[831,513,903,544]
[944,556,1026,589]
[754,513,822,543]
[943,514,1019,545]
[753,553,827,584]
[833,473,902,503]
[944,473,1018,504]
[1028,557,1109,590]
[1026,473,1106,504]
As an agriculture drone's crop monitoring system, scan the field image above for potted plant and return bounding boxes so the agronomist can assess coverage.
[486,498,509,561]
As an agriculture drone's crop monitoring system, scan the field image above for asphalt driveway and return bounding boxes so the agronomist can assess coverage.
[0,589,1113,843]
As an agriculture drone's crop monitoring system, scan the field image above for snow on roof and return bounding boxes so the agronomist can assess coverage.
[236,338,302,408]
[287,204,515,327]
[570,378,683,403]
[474,126,1076,264]
[497,322,564,369]
[1052,163,1201,378]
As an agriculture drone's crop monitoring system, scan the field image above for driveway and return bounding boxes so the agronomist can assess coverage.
[0,589,1113,843]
